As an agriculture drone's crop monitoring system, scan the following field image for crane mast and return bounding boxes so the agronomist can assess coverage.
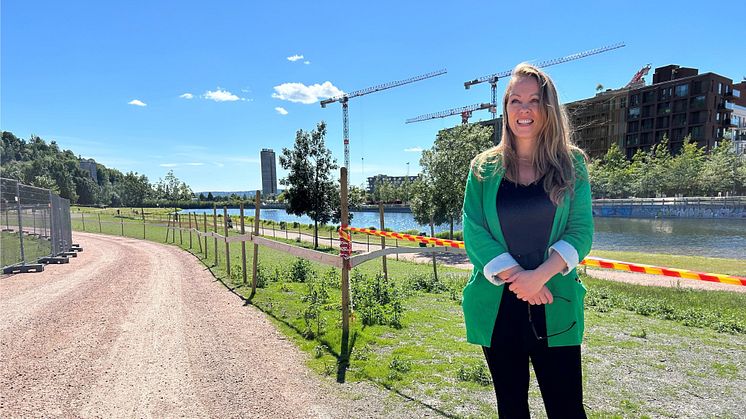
[320,69,447,182]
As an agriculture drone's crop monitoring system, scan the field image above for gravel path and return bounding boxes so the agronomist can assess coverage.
[0,232,436,418]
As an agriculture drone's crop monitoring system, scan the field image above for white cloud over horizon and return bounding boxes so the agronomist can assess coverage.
[404,147,423,152]
[202,88,241,102]
[128,99,147,107]
[304,60,311,65]
[275,107,288,115]
[271,81,343,104]
[287,54,304,62]
[179,93,194,99]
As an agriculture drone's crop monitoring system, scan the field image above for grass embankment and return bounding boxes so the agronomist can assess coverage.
[69,207,746,418]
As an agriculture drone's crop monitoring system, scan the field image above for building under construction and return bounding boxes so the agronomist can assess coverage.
[568,64,745,159]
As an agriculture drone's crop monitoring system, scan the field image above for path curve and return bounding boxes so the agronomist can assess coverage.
[0,232,434,418]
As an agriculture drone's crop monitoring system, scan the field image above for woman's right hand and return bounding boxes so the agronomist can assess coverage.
[526,286,554,305]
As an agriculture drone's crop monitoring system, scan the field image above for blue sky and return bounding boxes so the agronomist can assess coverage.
[2,1,743,192]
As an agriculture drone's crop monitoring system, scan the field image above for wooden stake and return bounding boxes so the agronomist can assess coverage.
[224,206,230,277]
[188,210,193,248]
[98,213,102,233]
[240,203,247,285]
[379,202,387,280]
[213,204,218,266]
[340,167,351,362]
[251,191,261,297]
[430,216,438,283]
[203,213,208,259]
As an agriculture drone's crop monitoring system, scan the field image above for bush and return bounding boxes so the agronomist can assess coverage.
[289,258,315,283]
[351,271,404,328]
[435,230,463,241]
[406,271,447,294]
[457,362,492,386]
[301,277,330,339]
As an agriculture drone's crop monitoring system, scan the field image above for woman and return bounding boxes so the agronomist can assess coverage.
[461,63,593,418]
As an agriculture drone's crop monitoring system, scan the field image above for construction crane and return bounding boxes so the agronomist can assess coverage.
[406,102,495,125]
[625,63,651,89]
[464,42,626,119]
[320,69,447,181]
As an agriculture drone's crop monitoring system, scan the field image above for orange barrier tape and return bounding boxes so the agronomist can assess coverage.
[346,226,465,249]
[344,227,745,286]
[580,256,746,287]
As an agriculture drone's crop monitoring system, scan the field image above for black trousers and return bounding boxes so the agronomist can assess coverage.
[482,288,586,419]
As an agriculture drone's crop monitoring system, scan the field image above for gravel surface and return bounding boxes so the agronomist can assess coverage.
[0,232,436,418]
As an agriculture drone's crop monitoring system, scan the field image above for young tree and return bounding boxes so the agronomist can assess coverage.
[700,139,739,196]
[590,143,632,198]
[279,121,339,249]
[420,123,493,238]
[666,136,704,196]
[118,172,151,207]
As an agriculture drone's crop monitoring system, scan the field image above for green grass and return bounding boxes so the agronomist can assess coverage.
[1,230,53,267]
[589,250,746,276]
[69,207,746,418]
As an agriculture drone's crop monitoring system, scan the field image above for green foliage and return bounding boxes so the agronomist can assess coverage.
[457,362,492,386]
[406,271,448,294]
[289,257,315,283]
[301,277,330,339]
[351,271,404,328]
[435,230,463,241]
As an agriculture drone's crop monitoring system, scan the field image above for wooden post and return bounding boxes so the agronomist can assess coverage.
[203,213,208,259]
[272,221,275,238]
[379,202,388,280]
[121,216,124,236]
[240,203,247,285]
[165,213,171,242]
[188,210,193,249]
[329,228,333,248]
[81,212,86,231]
[340,167,351,362]
[178,210,183,245]
[141,208,145,239]
[396,239,399,261]
[251,191,261,297]
[213,204,218,266]
[223,206,230,277]
[194,213,203,253]
[430,216,438,283]
[98,213,102,233]
[367,234,370,252]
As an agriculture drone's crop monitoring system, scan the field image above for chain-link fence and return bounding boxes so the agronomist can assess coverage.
[1,177,77,274]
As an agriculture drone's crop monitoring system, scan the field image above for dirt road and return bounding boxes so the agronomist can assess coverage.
[0,232,432,418]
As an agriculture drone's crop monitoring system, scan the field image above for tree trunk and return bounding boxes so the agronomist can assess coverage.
[449,215,454,240]
[430,216,438,283]
[314,220,318,249]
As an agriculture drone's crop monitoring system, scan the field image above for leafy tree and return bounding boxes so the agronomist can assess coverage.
[118,172,151,207]
[420,123,493,238]
[700,140,739,196]
[207,192,214,201]
[630,137,672,197]
[589,143,632,198]
[279,121,339,249]
[75,176,100,205]
[665,136,704,196]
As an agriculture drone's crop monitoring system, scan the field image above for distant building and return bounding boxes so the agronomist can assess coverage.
[725,82,746,156]
[477,116,503,145]
[366,174,419,194]
[260,149,277,197]
[566,65,743,159]
[79,158,98,183]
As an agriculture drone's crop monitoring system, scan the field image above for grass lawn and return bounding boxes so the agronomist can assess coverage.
[69,208,746,418]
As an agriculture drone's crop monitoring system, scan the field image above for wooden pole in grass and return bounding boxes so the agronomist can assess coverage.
[340,167,351,360]
[430,216,438,282]
[213,204,218,266]
[120,214,124,236]
[203,213,208,259]
[240,203,247,285]
[379,202,388,280]
[223,206,230,277]
[188,210,193,248]
[165,212,171,242]
[178,209,183,245]
[98,213,102,233]
[81,212,86,231]
[194,213,203,253]
[251,191,261,297]
[141,208,145,239]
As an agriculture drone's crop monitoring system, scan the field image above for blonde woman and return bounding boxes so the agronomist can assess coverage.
[461,63,593,418]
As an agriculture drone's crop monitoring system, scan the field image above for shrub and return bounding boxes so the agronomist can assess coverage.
[406,271,447,294]
[289,258,315,283]
[351,271,404,328]
[435,230,463,241]
[457,362,492,386]
[301,277,329,339]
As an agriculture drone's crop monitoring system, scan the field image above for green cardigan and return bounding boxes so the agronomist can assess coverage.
[461,152,594,347]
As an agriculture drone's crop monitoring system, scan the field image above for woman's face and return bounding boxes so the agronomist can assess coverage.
[507,76,545,144]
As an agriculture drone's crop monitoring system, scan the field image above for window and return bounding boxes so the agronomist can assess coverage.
[628,121,639,133]
[626,134,639,146]
[689,111,706,124]
[659,87,672,101]
[675,84,689,97]
[690,95,706,109]
[718,83,722,94]
[734,89,741,98]
[628,107,640,119]
[673,113,687,127]
[640,132,653,145]
[641,118,654,130]
[642,91,655,103]
[692,80,703,94]
[656,130,668,142]
[673,100,687,113]
[630,94,640,106]
[690,126,703,139]
[642,105,654,118]
[657,102,671,114]
[620,97,627,108]
[657,116,670,129]
[672,128,686,141]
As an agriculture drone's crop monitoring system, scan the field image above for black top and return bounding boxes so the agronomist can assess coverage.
[496,177,556,270]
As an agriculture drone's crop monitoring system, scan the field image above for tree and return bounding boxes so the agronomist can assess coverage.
[666,136,704,196]
[630,137,672,197]
[420,123,493,238]
[589,143,632,198]
[207,192,214,201]
[118,172,151,207]
[700,140,739,196]
[75,176,100,205]
[279,121,339,249]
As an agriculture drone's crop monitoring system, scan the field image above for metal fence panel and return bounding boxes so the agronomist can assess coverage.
[1,177,72,273]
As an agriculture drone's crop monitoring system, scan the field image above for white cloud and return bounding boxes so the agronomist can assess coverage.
[271,81,344,104]
[404,147,423,152]
[128,99,147,107]
[275,107,288,115]
[287,54,304,62]
[186,162,204,166]
[160,163,178,167]
[179,93,194,99]
[202,88,240,102]
[304,60,311,65]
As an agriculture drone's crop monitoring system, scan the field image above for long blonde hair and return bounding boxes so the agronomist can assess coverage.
[472,63,585,205]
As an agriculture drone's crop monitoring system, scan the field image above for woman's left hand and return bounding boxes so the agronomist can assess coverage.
[506,269,549,301]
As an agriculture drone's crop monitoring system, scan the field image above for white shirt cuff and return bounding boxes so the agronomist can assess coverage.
[483,252,520,285]
[549,240,579,275]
